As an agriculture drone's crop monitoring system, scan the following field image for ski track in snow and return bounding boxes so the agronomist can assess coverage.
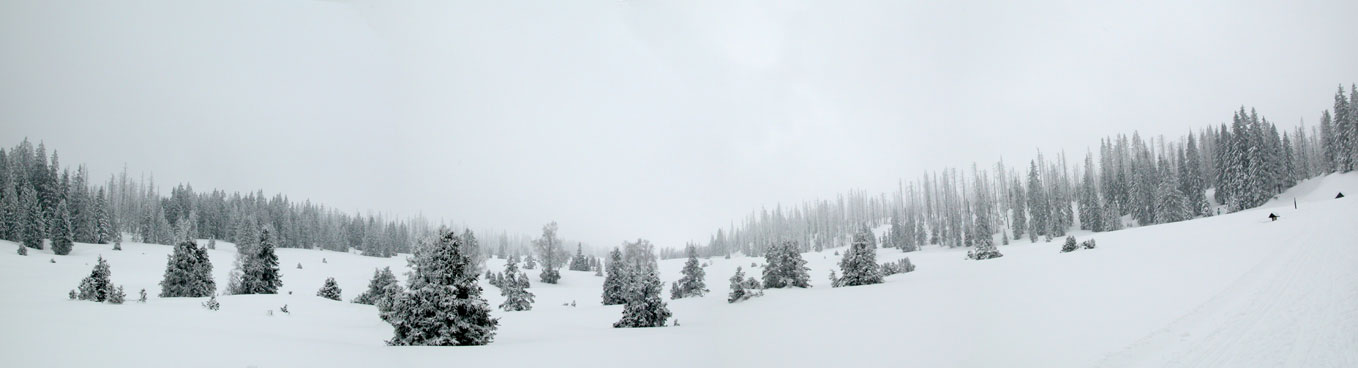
[1099,176,1358,368]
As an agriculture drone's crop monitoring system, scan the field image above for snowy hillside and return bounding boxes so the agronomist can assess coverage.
[2,174,1356,367]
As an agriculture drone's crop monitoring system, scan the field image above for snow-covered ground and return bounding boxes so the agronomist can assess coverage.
[2,173,1356,367]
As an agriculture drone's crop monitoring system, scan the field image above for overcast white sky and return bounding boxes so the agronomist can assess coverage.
[2,0,1356,248]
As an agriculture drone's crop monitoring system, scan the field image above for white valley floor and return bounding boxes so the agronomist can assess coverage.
[1,174,1355,367]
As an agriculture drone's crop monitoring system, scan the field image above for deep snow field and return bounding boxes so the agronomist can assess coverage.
[1,174,1356,367]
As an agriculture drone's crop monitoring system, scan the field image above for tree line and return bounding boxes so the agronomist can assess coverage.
[694,84,1358,257]
[0,139,556,258]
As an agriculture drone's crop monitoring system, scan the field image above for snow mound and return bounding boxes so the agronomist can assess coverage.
[1265,172,1358,207]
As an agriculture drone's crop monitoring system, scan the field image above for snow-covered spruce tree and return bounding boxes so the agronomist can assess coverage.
[159,240,216,297]
[534,222,563,284]
[237,227,281,294]
[0,182,16,243]
[93,188,115,244]
[1154,158,1187,224]
[569,243,591,271]
[75,256,113,302]
[614,267,670,328]
[383,228,498,346]
[51,200,74,255]
[19,185,43,250]
[1026,160,1050,242]
[727,267,762,303]
[498,258,534,311]
[837,229,883,287]
[15,241,25,255]
[459,229,484,273]
[762,241,810,289]
[601,247,628,305]
[316,277,342,301]
[353,267,402,306]
[670,245,708,299]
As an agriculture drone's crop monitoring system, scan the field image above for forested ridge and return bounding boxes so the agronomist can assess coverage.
[689,85,1358,258]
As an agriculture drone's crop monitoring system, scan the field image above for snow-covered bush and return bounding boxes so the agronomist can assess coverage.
[880,257,916,276]
[538,268,560,284]
[316,277,342,301]
[727,267,763,303]
[967,248,1004,260]
[138,288,147,303]
[107,286,126,304]
[75,256,114,302]
[1081,239,1097,249]
[202,295,220,311]
[1061,236,1079,253]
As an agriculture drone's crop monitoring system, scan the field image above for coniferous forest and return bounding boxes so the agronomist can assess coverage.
[0,139,555,258]
[691,85,1358,258]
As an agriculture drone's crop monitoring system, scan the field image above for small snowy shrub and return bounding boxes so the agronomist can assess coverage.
[727,267,764,303]
[1081,239,1097,249]
[76,256,114,302]
[967,249,1004,260]
[539,268,560,284]
[107,286,126,304]
[880,258,916,276]
[138,289,147,303]
[316,277,342,301]
[202,295,220,311]
[1061,236,1079,253]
